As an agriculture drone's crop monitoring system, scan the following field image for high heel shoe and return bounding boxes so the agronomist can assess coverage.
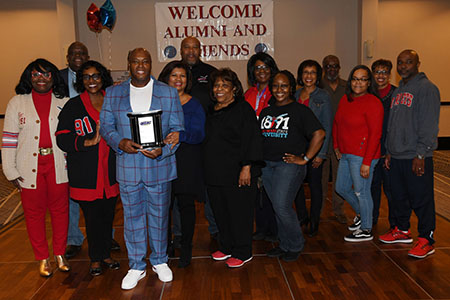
[39,258,53,277]
[55,255,71,272]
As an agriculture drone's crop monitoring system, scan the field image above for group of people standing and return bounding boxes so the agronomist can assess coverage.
[1,35,440,291]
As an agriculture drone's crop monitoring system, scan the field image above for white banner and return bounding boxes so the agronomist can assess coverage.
[154,1,274,62]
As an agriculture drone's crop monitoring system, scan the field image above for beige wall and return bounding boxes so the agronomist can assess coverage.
[76,0,359,89]
[0,0,76,132]
[375,0,450,136]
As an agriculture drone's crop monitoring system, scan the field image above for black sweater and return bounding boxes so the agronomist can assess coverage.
[56,93,118,201]
[203,99,263,186]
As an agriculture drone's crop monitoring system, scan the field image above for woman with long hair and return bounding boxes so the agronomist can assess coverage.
[56,60,120,276]
[158,61,205,268]
[333,65,383,242]
[2,58,70,277]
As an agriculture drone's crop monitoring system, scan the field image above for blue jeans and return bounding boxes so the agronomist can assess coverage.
[67,199,84,246]
[335,154,378,230]
[261,161,306,252]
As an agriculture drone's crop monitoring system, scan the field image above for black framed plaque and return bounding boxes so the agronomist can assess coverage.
[127,110,164,149]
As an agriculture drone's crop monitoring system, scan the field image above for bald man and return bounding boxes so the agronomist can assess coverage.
[100,48,184,288]
[382,50,440,259]
[180,37,217,112]
[60,41,90,259]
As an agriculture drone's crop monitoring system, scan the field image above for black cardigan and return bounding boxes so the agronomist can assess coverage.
[203,99,264,186]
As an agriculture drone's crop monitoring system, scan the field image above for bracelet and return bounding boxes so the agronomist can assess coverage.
[303,155,310,162]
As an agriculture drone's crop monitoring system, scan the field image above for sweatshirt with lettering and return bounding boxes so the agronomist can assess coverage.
[386,72,440,159]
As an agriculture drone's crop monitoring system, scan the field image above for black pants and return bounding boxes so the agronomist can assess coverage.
[207,181,256,261]
[77,196,117,262]
[390,157,435,244]
[295,161,323,225]
[172,193,196,249]
[254,186,278,236]
[371,158,395,227]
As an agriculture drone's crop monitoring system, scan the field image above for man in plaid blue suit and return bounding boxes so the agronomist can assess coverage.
[100,48,184,289]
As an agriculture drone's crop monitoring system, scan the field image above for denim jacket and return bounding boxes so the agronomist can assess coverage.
[295,87,332,159]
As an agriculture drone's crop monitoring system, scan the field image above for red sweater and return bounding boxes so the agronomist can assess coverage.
[332,93,383,165]
[244,85,271,117]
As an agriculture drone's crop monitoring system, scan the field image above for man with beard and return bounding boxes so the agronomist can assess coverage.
[100,48,184,288]
[171,37,219,243]
[383,50,440,259]
[320,55,347,224]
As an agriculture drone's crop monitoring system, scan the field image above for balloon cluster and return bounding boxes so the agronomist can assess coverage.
[87,0,116,33]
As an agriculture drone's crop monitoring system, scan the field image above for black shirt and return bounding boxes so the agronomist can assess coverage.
[203,99,263,186]
[260,101,323,161]
[189,61,217,112]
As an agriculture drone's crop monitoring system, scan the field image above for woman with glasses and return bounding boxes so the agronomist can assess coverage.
[294,60,332,237]
[56,60,120,276]
[333,65,383,242]
[260,70,325,262]
[2,59,70,277]
[244,52,279,242]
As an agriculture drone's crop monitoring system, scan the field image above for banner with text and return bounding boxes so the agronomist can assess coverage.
[155,1,274,62]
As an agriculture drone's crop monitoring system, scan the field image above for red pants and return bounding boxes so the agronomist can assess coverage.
[21,154,68,260]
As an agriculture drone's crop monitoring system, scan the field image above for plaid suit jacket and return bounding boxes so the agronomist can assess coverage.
[100,77,184,186]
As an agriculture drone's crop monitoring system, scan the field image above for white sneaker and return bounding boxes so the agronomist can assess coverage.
[121,269,146,290]
[152,263,173,282]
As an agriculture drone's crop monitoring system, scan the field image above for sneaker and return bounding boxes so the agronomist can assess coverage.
[344,229,373,242]
[226,257,252,268]
[152,263,173,282]
[282,251,300,262]
[379,227,413,244]
[211,251,231,261]
[121,269,146,290]
[408,238,435,258]
[266,247,286,257]
[348,215,361,231]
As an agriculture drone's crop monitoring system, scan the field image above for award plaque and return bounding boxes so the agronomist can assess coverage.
[127,110,164,149]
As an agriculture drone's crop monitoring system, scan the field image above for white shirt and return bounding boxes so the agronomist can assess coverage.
[130,78,153,112]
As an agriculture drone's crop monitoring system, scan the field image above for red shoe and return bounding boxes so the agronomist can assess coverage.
[211,251,231,261]
[379,227,413,244]
[225,257,253,268]
[408,238,435,258]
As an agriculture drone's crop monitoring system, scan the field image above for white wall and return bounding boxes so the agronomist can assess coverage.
[76,0,359,88]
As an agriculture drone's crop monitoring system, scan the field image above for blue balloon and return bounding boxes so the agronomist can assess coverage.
[100,0,116,31]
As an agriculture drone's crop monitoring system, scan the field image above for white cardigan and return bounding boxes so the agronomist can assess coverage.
[2,94,69,189]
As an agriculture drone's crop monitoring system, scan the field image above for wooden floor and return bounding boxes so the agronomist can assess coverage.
[0,190,450,300]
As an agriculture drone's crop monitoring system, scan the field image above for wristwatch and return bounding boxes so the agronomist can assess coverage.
[417,154,425,160]
[303,155,310,162]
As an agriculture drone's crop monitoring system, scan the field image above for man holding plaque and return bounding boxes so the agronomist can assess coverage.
[100,48,184,289]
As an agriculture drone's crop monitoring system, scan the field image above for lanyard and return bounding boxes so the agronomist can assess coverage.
[254,85,268,113]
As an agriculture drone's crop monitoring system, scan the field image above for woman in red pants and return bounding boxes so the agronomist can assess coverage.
[2,58,70,277]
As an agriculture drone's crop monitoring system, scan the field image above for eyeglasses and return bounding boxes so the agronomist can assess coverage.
[351,77,369,83]
[325,64,339,69]
[31,71,51,79]
[255,65,269,70]
[82,73,101,81]
[374,70,389,75]
[272,84,289,89]
[303,71,317,75]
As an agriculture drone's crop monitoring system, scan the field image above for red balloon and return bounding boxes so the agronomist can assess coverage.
[87,3,102,33]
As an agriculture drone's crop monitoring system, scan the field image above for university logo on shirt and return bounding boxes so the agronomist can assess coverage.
[391,92,414,108]
[261,113,290,138]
